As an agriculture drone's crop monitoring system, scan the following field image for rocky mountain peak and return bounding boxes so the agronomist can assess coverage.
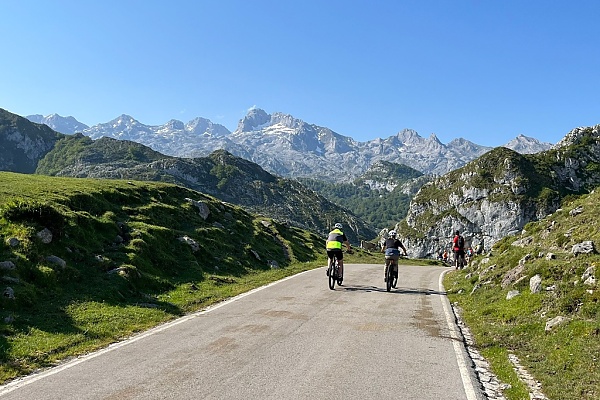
[236,108,270,132]
[26,113,89,134]
[110,114,138,128]
[395,129,422,145]
[504,134,552,154]
[185,117,230,137]
[554,125,600,149]
[163,119,185,131]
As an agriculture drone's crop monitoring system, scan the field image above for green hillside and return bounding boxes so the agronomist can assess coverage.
[445,190,600,399]
[0,172,378,383]
[33,134,377,243]
[298,161,424,230]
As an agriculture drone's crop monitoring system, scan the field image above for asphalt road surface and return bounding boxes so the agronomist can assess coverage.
[0,263,486,400]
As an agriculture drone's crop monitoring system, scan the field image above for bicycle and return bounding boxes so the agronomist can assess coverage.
[385,258,398,292]
[327,257,343,290]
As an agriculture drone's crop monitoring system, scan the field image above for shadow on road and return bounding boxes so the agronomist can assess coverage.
[341,284,446,296]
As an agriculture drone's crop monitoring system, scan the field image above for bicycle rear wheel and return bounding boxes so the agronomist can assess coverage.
[386,263,393,292]
[391,262,398,288]
[328,260,336,290]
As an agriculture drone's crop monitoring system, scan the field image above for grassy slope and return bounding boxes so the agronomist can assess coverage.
[0,172,382,383]
[444,190,600,400]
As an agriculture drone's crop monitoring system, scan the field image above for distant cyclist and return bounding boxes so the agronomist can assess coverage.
[381,230,407,282]
[326,223,352,278]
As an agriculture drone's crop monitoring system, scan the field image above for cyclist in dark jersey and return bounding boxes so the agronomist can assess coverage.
[381,230,407,282]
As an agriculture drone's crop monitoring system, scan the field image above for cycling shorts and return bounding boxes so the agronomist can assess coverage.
[327,250,343,260]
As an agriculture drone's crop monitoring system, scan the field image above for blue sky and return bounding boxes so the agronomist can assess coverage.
[1,1,598,147]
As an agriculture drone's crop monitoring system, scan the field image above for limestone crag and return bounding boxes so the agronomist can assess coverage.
[400,125,600,258]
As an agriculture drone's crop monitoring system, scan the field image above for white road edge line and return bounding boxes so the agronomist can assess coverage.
[439,269,480,400]
[0,270,312,396]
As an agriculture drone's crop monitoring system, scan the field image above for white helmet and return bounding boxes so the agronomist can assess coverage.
[388,230,397,237]
[334,223,343,229]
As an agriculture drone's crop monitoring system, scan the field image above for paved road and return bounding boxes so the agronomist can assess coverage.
[0,263,486,400]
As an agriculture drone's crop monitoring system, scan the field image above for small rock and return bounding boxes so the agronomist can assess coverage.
[3,287,15,299]
[36,228,53,244]
[572,241,596,256]
[545,316,567,332]
[569,206,584,216]
[506,290,520,300]
[46,255,66,269]
[178,236,200,252]
[185,198,210,220]
[530,274,542,294]
[0,261,16,270]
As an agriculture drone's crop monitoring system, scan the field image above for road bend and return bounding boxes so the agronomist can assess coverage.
[0,263,486,400]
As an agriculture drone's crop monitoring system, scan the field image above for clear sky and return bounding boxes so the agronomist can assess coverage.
[1,1,599,146]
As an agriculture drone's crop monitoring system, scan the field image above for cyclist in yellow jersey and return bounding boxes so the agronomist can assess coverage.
[326,223,352,277]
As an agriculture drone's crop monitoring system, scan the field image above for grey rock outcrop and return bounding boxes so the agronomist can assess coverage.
[0,261,16,271]
[572,241,596,256]
[529,274,542,294]
[185,198,210,220]
[37,228,53,244]
[400,125,600,258]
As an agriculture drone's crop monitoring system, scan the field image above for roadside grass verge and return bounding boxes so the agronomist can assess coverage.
[443,189,600,400]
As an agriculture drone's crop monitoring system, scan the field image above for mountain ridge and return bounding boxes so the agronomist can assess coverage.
[26,109,553,180]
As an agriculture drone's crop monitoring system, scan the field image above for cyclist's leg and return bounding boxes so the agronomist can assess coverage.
[384,258,389,281]
[337,251,344,277]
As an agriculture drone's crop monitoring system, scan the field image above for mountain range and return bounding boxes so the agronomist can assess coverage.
[26,109,553,181]
[12,106,595,256]
[1,108,377,243]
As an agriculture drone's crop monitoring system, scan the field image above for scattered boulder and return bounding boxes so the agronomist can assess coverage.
[582,266,596,286]
[480,264,496,277]
[36,228,53,244]
[572,241,596,256]
[268,260,280,269]
[530,274,542,294]
[46,255,66,269]
[185,198,210,220]
[545,316,567,332]
[545,253,556,260]
[7,237,20,247]
[506,290,520,300]
[569,206,584,216]
[0,261,16,271]
[518,254,532,266]
[3,287,15,299]
[178,236,200,252]
[512,236,534,247]
[501,265,525,288]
